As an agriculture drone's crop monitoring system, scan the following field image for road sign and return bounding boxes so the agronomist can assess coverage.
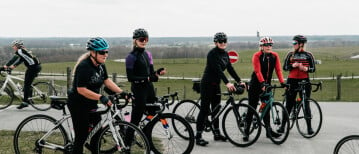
[228,50,239,64]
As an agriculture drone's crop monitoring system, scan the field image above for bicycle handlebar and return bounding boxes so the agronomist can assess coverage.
[148,92,179,113]
[0,68,12,77]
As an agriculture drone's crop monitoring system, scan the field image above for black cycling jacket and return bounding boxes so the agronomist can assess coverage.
[6,49,40,67]
[125,47,158,83]
[201,47,241,84]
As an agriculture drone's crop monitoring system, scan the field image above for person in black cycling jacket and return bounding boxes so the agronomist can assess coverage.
[67,37,127,154]
[279,35,316,135]
[2,40,41,109]
[125,28,166,146]
[195,32,245,146]
[244,37,285,141]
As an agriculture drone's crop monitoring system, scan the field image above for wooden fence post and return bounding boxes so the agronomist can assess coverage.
[112,73,117,83]
[66,67,71,91]
[336,74,342,100]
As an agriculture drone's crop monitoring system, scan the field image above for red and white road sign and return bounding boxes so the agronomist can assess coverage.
[228,50,239,64]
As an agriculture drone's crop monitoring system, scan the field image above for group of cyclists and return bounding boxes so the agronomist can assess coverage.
[1,28,315,153]
[195,33,315,146]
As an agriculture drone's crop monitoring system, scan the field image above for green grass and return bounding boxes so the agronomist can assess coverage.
[9,46,359,101]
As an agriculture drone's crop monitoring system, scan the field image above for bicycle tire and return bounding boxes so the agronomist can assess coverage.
[96,120,150,154]
[144,113,195,154]
[172,99,200,134]
[267,102,290,145]
[282,98,296,129]
[30,81,57,111]
[334,135,359,154]
[222,103,261,147]
[0,81,14,110]
[296,98,323,138]
[13,114,69,154]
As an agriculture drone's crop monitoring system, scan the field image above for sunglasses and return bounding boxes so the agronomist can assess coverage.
[262,43,273,47]
[97,50,109,55]
[292,41,298,45]
[137,37,149,43]
[217,39,227,44]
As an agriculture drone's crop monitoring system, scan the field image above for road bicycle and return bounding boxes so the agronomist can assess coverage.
[0,68,57,111]
[136,92,195,154]
[334,135,359,154]
[173,83,262,147]
[239,84,290,145]
[283,80,323,138]
[13,93,151,154]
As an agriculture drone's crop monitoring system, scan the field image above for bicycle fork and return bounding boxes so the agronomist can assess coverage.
[160,118,172,139]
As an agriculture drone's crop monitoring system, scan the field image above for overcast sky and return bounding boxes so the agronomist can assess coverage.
[1,0,358,37]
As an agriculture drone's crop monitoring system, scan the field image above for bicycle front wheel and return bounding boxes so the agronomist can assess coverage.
[296,98,323,138]
[172,99,200,135]
[13,114,68,154]
[334,135,359,154]
[222,103,261,147]
[145,113,195,154]
[0,81,14,110]
[30,81,57,111]
[96,120,150,154]
[267,102,290,145]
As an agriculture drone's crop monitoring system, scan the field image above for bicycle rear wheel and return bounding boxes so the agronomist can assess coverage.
[172,99,200,134]
[13,114,69,154]
[30,81,57,111]
[267,102,290,145]
[296,98,322,138]
[334,135,359,154]
[0,81,14,109]
[145,113,195,154]
[222,103,261,147]
[96,120,150,154]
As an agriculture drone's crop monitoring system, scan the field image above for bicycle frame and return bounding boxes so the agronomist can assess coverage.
[37,101,128,152]
[0,70,45,100]
[0,71,24,96]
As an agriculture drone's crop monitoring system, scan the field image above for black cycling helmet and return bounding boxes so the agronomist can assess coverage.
[133,28,149,39]
[293,35,307,44]
[213,32,227,42]
[86,37,109,51]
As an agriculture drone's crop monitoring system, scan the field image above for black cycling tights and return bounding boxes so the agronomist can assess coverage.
[23,65,41,102]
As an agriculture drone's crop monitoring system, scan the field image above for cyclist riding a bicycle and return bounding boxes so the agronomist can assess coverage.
[1,40,41,109]
[195,32,245,146]
[280,35,316,135]
[67,37,127,154]
[245,37,285,140]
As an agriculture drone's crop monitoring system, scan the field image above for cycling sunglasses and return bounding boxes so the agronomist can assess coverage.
[292,41,298,45]
[137,37,149,43]
[97,50,109,55]
[262,43,273,47]
[217,39,227,44]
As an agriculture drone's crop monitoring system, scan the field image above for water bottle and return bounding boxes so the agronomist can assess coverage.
[259,101,266,112]
[124,111,131,122]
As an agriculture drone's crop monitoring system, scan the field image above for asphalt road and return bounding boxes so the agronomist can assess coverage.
[1,102,358,154]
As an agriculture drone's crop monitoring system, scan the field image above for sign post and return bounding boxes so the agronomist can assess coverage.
[228,50,239,64]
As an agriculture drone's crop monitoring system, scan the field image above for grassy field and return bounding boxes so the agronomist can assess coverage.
[11,46,359,101]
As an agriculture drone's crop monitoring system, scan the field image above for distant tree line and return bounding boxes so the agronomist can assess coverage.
[1,37,359,63]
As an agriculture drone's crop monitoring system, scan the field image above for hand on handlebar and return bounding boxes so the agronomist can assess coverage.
[226,83,236,92]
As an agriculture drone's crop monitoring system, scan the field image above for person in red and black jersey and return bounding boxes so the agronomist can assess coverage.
[244,37,285,141]
[280,35,316,134]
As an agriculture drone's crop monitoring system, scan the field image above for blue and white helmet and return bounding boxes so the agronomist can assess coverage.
[86,37,109,51]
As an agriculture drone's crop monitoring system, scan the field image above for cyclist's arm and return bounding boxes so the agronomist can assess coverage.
[104,79,123,93]
[306,51,316,73]
[226,55,241,83]
[252,52,265,83]
[4,55,22,69]
[283,52,293,71]
[273,52,285,83]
